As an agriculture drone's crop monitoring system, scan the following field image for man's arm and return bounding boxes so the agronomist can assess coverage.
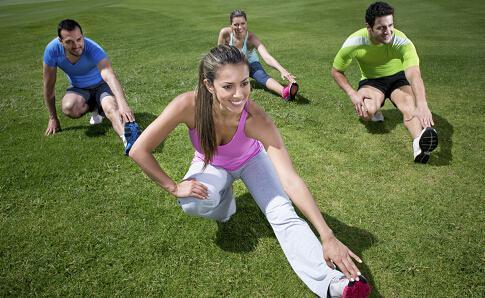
[405,65,434,127]
[97,58,135,122]
[43,63,60,135]
[331,67,368,118]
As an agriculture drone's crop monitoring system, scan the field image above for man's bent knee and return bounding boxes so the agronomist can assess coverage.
[364,97,380,115]
[61,99,87,118]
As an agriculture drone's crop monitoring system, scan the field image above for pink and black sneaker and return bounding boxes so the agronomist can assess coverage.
[282,82,299,101]
[342,276,371,298]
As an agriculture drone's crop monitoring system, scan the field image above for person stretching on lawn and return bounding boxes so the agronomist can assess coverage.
[42,19,141,154]
[218,9,299,101]
[129,45,371,297]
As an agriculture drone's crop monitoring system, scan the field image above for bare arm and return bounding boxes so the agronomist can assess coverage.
[405,65,434,127]
[217,28,230,45]
[98,58,134,122]
[129,92,208,199]
[251,34,295,82]
[331,67,367,118]
[43,63,60,135]
[246,103,362,279]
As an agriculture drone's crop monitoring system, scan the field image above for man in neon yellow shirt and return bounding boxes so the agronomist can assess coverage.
[332,1,438,163]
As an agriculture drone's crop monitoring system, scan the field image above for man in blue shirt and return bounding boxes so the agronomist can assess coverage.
[43,19,140,155]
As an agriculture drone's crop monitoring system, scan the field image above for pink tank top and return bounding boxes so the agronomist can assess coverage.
[189,101,263,171]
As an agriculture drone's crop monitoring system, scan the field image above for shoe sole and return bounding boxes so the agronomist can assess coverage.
[289,82,299,100]
[414,127,438,164]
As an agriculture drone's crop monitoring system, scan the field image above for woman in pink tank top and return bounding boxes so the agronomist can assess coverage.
[129,45,371,298]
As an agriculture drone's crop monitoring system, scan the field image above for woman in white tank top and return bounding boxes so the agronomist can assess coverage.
[217,9,299,101]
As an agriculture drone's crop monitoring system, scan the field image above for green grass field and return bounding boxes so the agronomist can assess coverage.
[0,0,483,296]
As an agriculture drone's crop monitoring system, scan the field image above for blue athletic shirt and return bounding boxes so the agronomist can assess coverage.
[43,37,107,88]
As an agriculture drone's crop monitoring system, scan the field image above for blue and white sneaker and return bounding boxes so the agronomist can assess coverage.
[124,121,142,155]
[413,127,438,163]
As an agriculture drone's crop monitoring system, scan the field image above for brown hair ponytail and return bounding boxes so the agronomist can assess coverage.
[195,45,248,167]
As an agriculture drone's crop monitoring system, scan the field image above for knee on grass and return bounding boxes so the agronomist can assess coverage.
[362,99,380,121]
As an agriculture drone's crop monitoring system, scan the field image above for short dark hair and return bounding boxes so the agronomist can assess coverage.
[365,2,394,27]
[229,9,247,24]
[57,19,83,39]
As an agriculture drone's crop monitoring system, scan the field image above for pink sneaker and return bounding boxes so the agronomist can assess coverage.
[282,82,299,100]
[342,276,371,298]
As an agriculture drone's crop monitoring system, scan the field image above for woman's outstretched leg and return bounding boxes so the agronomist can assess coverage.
[238,152,343,296]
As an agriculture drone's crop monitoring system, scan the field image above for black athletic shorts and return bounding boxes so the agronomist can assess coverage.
[66,81,113,116]
[358,71,410,102]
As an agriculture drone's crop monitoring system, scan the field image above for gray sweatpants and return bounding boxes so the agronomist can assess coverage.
[177,151,343,297]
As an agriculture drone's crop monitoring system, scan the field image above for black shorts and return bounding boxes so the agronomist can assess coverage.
[66,81,113,116]
[358,71,410,101]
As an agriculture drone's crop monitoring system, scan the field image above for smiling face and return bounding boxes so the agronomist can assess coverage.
[206,63,250,114]
[231,16,248,36]
[367,14,394,44]
[59,27,84,57]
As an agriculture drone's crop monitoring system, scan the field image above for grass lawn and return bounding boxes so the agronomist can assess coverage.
[0,0,483,296]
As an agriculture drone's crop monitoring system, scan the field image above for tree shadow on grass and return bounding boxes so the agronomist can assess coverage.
[362,109,453,166]
[215,193,381,296]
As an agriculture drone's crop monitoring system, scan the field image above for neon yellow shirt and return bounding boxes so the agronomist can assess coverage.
[333,28,419,80]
